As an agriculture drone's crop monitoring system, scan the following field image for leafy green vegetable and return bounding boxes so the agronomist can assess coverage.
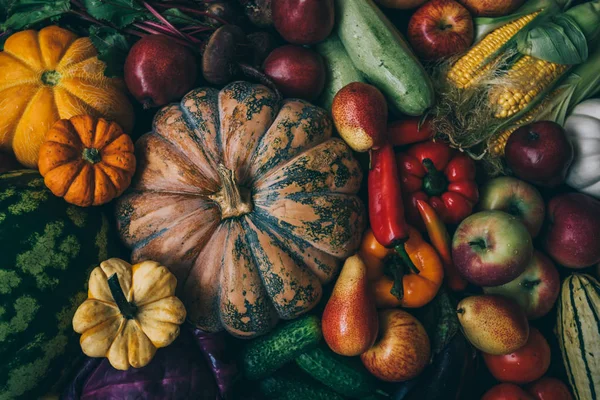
[0,0,70,31]
[89,26,132,77]
[517,14,588,64]
[83,0,147,28]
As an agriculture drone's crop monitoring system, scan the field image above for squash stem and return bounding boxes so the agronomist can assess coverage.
[210,164,253,219]
[107,274,138,320]
[82,148,102,164]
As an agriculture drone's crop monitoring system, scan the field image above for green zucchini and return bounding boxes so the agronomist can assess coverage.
[556,274,600,400]
[316,33,366,111]
[296,345,378,398]
[335,0,434,116]
[259,371,345,400]
[241,314,322,380]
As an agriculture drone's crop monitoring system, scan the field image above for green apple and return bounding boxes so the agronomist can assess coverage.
[479,177,545,237]
[484,251,560,319]
[452,210,533,286]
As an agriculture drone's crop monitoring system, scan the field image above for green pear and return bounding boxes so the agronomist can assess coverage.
[457,295,529,355]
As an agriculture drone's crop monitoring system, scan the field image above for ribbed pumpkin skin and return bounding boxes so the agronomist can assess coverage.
[0,170,120,399]
[556,274,600,400]
[0,26,134,168]
[116,82,365,338]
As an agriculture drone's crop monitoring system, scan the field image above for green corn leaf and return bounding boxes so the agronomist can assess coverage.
[516,13,588,64]
[84,0,147,28]
[564,0,600,44]
[1,0,70,31]
[473,0,565,43]
[88,26,132,78]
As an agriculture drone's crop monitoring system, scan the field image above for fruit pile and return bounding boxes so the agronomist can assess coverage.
[1,0,599,399]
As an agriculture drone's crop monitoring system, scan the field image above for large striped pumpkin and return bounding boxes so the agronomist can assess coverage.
[116,82,365,338]
[556,274,600,400]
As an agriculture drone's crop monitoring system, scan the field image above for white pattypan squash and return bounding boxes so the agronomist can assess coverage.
[565,99,600,197]
[73,258,186,370]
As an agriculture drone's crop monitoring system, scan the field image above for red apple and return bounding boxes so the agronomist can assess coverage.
[479,177,545,238]
[407,0,474,61]
[526,377,574,400]
[124,35,198,108]
[263,45,326,101]
[360,309,430,382]
[452,211,533,287]
[458,0,526,17]
[272,0,334,45]
[543,192,600,268]
[482,383,535,400]
[484,251,560,319]
[505,121,574,187]
[332,82,387,153]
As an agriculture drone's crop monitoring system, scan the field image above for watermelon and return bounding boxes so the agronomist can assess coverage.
[0,170,120,399]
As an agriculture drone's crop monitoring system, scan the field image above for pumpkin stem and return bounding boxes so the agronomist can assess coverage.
[82,148,102,164]
[210,164,253,219]
[107,274,138,320]
[41,70,61,86]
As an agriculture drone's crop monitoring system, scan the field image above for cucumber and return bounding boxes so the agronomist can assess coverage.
[241,314,322,380]
[316,33,366,111]
[296,345,378,398]
[259,371,345,400]
[335,0,434,116]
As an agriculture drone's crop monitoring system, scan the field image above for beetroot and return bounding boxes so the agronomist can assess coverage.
[124,35,198,108]
[263,45,326,101]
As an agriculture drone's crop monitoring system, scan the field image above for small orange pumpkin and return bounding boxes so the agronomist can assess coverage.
[39,115,136,207]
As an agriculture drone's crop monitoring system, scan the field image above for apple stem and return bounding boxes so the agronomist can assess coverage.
[522,279,541,290]
[528,131,540,141]
[456,308,465,315]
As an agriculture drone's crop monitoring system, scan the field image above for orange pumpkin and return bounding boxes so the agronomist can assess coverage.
[0,26,134,168]
[39,115,136,207]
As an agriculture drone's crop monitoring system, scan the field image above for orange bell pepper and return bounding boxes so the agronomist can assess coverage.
[416,200,468,292]
[359,226,444,309]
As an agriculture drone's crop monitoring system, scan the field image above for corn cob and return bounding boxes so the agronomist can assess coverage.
[490,56,570,118]
[447,12,540,89]
[488,89,563,156]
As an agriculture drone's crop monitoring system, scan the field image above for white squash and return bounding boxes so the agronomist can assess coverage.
[565,99,600,197]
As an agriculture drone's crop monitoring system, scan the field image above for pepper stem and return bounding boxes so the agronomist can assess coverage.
[395,244,420,275]
[422,158,448,197]
[107,274,137,320]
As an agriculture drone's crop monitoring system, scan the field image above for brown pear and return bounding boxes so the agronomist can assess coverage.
[322,254,379,356]
[457,295,529,355]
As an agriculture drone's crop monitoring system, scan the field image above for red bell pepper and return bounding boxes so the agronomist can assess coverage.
[397,140,479,229]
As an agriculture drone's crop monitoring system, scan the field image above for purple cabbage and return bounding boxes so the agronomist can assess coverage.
[62,326,237,400]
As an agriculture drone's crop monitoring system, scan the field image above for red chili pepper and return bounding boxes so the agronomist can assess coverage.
[397,140,479,231]
[388,117,433,147]
[369,142,410,247]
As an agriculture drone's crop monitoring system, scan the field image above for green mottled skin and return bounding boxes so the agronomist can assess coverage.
[0,170,120,400]
[116,82,365,338]
[242,315,322,380]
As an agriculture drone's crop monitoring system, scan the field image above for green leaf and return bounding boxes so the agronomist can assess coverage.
[417,287,459,360]
[473,0,563,43]
[517,14,588,64]
[83,0,147,28]
[88,26,132,78]
[162,8,203,25]
[1,0,70,31]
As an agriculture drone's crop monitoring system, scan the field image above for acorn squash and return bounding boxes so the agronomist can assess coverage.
[116,82,365,337]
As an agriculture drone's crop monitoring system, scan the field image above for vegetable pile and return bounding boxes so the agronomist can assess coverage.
[1,0,599,399]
